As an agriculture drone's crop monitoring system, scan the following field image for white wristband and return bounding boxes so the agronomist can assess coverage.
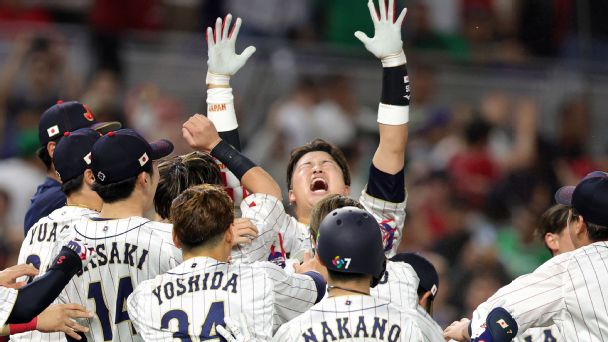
[381,51,407,68]
[377,103,409,125]
[207,88,238,131]
[206,72,231,86]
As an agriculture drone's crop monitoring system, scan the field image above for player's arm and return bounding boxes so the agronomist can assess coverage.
[1,304,91,340]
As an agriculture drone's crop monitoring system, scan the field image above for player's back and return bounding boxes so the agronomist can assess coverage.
[13,206,98,342]
[272,295,430,342]
[514,325,562,342]
[371,260,420,310]
[58,216,182,342]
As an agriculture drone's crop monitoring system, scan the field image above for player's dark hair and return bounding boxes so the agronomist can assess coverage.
[171,184,234,251]
[286,138,351,191]
[92,170,153,203]
[36,146,53,171]
[536,204,570,252]
[327,269,369,283]
[154,151,222,220]
[585,221,608,242]
[309,194,364,243]
[61,174,84,197]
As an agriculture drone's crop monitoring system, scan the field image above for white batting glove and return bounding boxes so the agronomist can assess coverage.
[354,0,407,67]
[206,14,256,85]
[64,239,96,268]
[216,315,259,342]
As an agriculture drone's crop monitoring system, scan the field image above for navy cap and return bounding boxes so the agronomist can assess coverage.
[38,101,121,147]
[390,253,439,298]
[91,129,174,184]
[555,171,608,226]
[54,128,102,182]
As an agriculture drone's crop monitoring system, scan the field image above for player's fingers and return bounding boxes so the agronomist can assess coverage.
[238,46,256,62]
[395,7,407,27]
[206,27,214,47]
[378,0,386,21]
[222,14,232,40]
[5,281,26,289]
[367,0,380,25]
[216,325,236,342]
[214,17,222,44]
[388,0,394,21]
[354,31,371,45]
[62,326,82,340]
[230,17,242,40]
[8,264,39,279]
[225,317,243,338]
[70,320,89,333]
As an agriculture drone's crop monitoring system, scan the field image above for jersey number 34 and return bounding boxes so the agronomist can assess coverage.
[161,302,226,341]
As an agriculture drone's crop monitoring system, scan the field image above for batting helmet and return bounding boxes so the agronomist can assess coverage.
[316,207,385,282]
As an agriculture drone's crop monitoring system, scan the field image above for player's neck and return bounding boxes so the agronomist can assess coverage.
[327,279,370,297]
[66,190,101,212]
[182,245,230,263]
[99,198,145,219]
[295,206,311,225]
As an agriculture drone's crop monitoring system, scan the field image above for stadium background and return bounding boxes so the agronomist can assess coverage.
[0,0,607,328]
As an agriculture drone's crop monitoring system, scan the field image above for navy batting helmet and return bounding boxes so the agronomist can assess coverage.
[316,207,385,282]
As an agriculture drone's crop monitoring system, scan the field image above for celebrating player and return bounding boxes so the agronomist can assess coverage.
[15,128,103,342]
[273,207,425,341]
[52,129,182,342]
[444,171,608,341]
[127,184,326,340]
[25,101,120,233]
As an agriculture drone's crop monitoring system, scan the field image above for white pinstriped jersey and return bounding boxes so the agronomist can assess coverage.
[470,241,608,341]
[412,305,445,342]
[13,206,97,342]
[0,286,17,326]
[238,187,407,266]
[127,257,319,341]
[54,216,182,342]
[272,295,428,342]
[515,325,562,342]
[372,261,420,310]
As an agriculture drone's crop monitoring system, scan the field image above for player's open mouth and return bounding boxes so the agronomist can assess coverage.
[310,178,328,193]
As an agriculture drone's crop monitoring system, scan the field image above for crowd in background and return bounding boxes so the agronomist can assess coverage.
[0,0,607,328]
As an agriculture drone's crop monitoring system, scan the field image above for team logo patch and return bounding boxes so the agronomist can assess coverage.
[379,219,397,252]
[332,256,352,269]
[83,104,94,121]
[431,284,438,296]
[496,319,509,329]
[83,152,92,165]
[47,125,60,138]
[97,171,106,181]
[138,153,149,166]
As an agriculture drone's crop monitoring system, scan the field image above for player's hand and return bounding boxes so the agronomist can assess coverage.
[232,218,259,246]
[0,264,39,289]
[206,14,256,78]
[182,114,222,153]
[443,318,471,342]
[37,303,93,340]
[217,315,260,342]
[63,239,96,268]
[354,0,407,67]
[293,251,328,282]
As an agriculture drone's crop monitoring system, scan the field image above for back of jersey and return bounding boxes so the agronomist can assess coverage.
[57,216,182,342]
[273,295,426,342]
[13,206,97,342]
[371,260,420,311]
[128,257,274,341]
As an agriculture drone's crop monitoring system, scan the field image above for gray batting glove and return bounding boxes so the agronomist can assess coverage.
[206,14,256,83]
[217,315,259,342]
[354,0,407,67]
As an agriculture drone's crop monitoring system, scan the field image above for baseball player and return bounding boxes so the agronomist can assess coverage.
[25,101,120,233]
[14,128,103,342]
[53,129,182,342]
[273,207,426,341]
[306,194,444,340]
[127,184,326,341]
[203,0,411,266]
[0,240,95,340]
[444,171,608,342]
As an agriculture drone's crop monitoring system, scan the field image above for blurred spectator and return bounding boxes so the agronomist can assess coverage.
[80,69,125,124]
[0,188,21,268]
[0,0,51,27]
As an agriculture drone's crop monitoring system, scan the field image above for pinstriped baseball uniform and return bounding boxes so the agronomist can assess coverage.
[470,241,608,341]
[127,257,319,341]
[412,305,445,342]
[359,188,407,258]
[272,295,427,342]
[12,206,98,342]
[515,326,562,342]
[0,286,17,326]
[372,261,420,310]
[53,216,182,342]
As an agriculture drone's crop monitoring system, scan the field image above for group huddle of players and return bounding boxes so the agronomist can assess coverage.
[2,1,608,341]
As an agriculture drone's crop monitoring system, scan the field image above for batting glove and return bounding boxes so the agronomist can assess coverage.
[206,14,256,85]
[216,315,259,342]
[354,0,407,67]
[64,239,96,268]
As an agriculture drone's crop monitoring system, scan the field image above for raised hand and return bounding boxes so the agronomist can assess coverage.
[206,14,256,82]
[354,0,407,67]
[182,114,222,152]
[231,218,259,246]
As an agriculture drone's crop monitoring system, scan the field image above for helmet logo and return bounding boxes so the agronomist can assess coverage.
[332,256,352,269]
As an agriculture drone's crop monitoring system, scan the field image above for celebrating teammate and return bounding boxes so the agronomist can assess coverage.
[444,171,608,341]
[52,129,182,342]
[25,101,120,233]
[15,128,103,342]
[127,184,326,340]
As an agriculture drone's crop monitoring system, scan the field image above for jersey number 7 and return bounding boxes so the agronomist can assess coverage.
[160,301,226,341]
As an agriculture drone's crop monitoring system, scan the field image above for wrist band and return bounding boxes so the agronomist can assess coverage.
[207,88,238,132]
[211,140,256,180]
[381,65,410,106]
[9,317,38,334]
[205,72,230,86]
[381,51,406,68]
[377,103,409,125]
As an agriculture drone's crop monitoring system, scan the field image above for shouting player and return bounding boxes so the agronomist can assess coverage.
[127,184,326,340]
[15,128,103,342]
[53,129,181,342]
[444,171,608,341]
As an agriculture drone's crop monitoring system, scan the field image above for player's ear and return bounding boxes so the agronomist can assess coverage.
[83,169,95,186]
[342,185,350,196]
[419,291,432,312]
[288,189,296,205]
[47,141,56,159]
[225,224,234,245]
[544,233,559,254]
[172,230,181,249]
